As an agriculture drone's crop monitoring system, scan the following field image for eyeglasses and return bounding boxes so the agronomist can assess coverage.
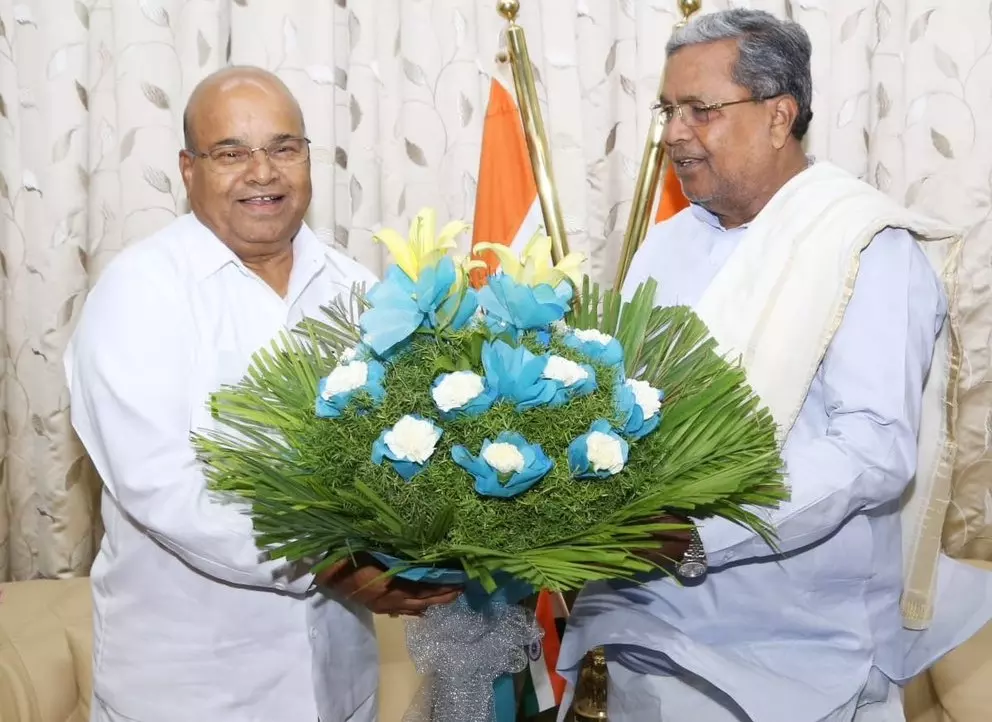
[654,97,772,127]
[186,137,311,172]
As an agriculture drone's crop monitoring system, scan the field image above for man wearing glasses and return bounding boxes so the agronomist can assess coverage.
[560,9,992,722]
[65,67,459,722]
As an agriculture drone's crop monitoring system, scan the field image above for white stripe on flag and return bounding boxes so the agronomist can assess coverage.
[509,197,544,255]
[526,637,558,711]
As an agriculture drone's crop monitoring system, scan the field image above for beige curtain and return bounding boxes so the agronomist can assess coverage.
[1,0,990,581]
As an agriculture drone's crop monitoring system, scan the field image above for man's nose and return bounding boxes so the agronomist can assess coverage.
[245,149,277,183]
[662,109,693,147]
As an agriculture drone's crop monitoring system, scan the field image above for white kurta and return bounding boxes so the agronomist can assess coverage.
[65,214,379,722]
[558,204,992,722]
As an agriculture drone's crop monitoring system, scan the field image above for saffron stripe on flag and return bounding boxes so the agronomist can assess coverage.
[655,161,690,223]
[470,76,542,287]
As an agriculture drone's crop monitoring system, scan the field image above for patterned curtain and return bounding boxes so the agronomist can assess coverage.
[1,0,990,580]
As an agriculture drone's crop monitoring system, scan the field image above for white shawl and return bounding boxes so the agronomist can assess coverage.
[695,161,962,629]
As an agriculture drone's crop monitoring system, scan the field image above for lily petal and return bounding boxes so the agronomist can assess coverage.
[373,228,419,281]
[410,208,437,259]
[553,251,587,288]
[474,242,523,281]
[438,220,471,250]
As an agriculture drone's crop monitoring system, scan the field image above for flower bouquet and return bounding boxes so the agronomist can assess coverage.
[194,208,786,722]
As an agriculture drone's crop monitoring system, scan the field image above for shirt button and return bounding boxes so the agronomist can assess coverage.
[309,627,318,640]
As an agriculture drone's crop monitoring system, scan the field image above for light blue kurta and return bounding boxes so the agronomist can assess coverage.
[558,204,992,722]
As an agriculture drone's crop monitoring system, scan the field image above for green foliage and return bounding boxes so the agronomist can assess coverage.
[195,280,787,592]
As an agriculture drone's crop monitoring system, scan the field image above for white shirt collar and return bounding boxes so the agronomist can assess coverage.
[183,213,327,290]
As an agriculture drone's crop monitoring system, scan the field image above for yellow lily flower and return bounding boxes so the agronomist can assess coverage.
[373,207,470,281]
[475,230,586,288]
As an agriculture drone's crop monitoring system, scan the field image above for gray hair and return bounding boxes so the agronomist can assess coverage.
[667,9,813,140]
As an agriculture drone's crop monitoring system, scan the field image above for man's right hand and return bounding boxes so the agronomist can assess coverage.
[316,554,462,616]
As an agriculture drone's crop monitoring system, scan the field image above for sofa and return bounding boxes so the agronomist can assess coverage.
[0,577,421,722]
[1,575,990,722]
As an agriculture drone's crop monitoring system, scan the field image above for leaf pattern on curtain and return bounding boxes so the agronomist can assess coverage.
[0,0,990,580]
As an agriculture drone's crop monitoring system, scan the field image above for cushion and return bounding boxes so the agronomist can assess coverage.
[65,625,92,720]
[0,578,92,722]
[375,615,420,722]
[926,560,992,722]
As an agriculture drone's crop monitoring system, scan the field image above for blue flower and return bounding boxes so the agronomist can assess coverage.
[452,432,553,498]
[542,355,598,407]
[481,340,559,411]
[431,371,498,420]
[360,259,458,356]
[616,378,664,440]
[563,328,625,369]
[568,419,630,479]
[478,274,571,335]
[371,414,443,481]
[315,360,387,418]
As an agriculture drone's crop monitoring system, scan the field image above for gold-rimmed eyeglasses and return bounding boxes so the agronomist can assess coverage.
[185,137,311,173]
[653,97,773,127]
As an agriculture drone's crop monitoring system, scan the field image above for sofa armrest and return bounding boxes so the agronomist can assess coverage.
[905,672,943,722]
[0,578,92,722]
[906,559,992,722]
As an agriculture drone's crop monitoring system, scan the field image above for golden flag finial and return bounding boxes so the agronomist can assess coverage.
[496,0,520,23]
[679,0,702,19]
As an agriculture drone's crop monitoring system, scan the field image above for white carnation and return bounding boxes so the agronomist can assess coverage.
[482,442,525,475]
[432,371,485,412]
[384,415,441,464]
[542,355,588,387]
[626,378,661,419]
[321,361,369,399]
[339,346,358,363]
[586,431,625,475]
[573,328,614,346]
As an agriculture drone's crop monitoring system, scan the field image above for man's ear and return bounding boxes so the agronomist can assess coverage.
[769,95,799,148]
[179,150,194,193]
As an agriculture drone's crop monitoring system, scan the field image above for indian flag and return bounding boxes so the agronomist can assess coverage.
[470,76,544,287]
[520,590,567,714]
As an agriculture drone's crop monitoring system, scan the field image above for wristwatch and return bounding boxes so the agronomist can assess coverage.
[676,526,707,580]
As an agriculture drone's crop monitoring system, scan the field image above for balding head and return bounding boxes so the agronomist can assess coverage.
[183,66,304,151]
[178,65,312,273]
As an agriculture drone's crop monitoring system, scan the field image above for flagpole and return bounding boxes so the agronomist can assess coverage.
[611,0,702,291]
[496,0,571,265]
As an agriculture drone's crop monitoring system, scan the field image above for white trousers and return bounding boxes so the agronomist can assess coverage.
[559,663,905,722]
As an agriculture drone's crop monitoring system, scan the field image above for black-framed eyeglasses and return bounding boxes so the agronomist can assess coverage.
[653,97,773,127]
[185,137,311,173]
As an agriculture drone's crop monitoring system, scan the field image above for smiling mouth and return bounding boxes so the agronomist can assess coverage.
[239,194,286,206]
[672,158,703,169]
